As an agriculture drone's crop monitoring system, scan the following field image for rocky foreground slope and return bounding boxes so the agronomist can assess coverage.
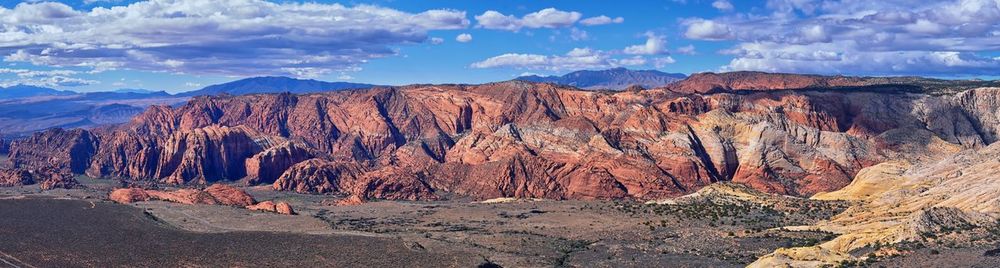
[5,72,1000,203]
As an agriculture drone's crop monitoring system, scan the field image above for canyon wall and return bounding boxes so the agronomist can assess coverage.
[8,79,999,201]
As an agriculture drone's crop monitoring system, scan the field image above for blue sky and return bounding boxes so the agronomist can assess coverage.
[0,0,998,93]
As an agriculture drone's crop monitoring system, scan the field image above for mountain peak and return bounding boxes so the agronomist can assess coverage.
[179,76,376,96]
[515,68,686,91]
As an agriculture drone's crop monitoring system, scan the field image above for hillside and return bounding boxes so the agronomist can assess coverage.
[516,68,686,90]
[178,76,376,96]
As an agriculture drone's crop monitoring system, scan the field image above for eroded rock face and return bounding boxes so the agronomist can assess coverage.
[0,168,79,190]
[246,200,295,215]
[109,184,254,206]
[109,188,150,204]
[273,159,363,194]
[37,171,80,190]
[244,142,312,185]
[0,169,34,187]
[10,75,1000,200]
[204,184,256,207]
[9,128,97,173]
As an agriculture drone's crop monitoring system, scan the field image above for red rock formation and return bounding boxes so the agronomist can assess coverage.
[273,159,364,194]
[9,128,97,173]
[0,168,79,190]
[109,188,151,204]
[244,142,312,185]
[37,170,80,190]
[108,186,251,206]
[666,71,878,94]
[11,73,1000,200]
[0,169,34,187]
[204,184,256,207]
[246,200,295,215]
[275,202,295,215]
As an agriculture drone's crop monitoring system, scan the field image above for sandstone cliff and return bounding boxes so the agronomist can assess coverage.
[8,75,1000,201]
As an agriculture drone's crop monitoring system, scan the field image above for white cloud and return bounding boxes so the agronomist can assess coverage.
[0,74,98,87]
[683,19,732,40]
[184,82,202,87]
[474,10,522,31]
[711,0,734,12]
[623,32,668,55]
[0,1,470,76]
[471,47,646,71]
[456,33,473,43]
[579,15,624,26]
[684,0,1000,76]
[654,56,676,68]
[474,8,582,32]
[0,67,98,87]
[429,37,445,45]
[522,8,582,28]
[721,41,1000,76]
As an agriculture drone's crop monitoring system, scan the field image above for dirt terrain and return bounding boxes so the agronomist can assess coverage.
[0,196,487,268]
[0,180,847,268]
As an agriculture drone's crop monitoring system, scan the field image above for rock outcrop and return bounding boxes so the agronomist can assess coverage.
[0,168,80,190]
[8,128,97,173]
[8,73,1000,201]
[108,184,254,206]
[0,169,33,187]
[246,200,295,215]
[203,184,256,207]
[244,142,312,185]
[752,141,1000,267]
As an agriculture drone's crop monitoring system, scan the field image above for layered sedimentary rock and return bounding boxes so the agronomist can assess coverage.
[109,184,254,206]
[752,141,1000,267]
[8,128,97,173]
[9,73,1000,201]
[244,142,313,185]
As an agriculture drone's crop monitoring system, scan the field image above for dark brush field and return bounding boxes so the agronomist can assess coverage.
[0,197,485,268]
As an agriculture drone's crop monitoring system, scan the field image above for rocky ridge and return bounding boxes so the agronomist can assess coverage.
[6,73,1000,203]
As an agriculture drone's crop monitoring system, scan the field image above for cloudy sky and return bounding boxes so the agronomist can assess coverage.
[1,0,998,93]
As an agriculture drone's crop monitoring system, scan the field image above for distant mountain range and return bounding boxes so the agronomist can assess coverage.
[516,68,687,90]
[0,85,75,99]
[0,76,377,137]
[177,76,376,96]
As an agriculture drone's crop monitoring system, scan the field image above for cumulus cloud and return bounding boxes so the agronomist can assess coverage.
[471,47,646,71]
[579,15,624,26]
[474,8,617,31]
[711,0,734,12]
[429,37,445,45]
[624,32,668,55]
[0,1,470,77]
[456,33,473,43]
[683,19,732,40]
[684,0,1000,76]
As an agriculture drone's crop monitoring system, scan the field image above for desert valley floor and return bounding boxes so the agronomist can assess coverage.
[2,176,999,268]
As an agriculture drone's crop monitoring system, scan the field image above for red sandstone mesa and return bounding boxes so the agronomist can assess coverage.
[10,73,1000,200]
